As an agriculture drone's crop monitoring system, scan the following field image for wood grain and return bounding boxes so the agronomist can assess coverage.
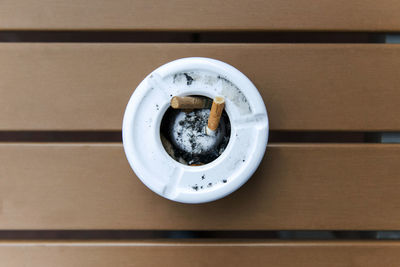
[1,143,400,230]
[1,0,400,31]
[0,241,400,267]
[1,44,400,131]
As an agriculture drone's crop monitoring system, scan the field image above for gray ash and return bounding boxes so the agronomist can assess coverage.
[160,103,230,165]
[173,72,195,85]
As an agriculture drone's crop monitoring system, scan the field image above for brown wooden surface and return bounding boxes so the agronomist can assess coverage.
[1,0,400,31]
[1,44,400,131]
[1,143,400,230]
[0,240,400,266]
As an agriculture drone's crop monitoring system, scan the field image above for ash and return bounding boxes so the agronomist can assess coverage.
[160,108,230,165]
[172,109,220,155]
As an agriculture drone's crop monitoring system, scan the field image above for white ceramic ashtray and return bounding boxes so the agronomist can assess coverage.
[123,57,269,204]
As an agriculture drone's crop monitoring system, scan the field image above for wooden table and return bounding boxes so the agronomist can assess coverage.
[1,1,400,265]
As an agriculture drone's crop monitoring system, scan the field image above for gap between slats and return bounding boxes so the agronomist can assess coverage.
[0,131,393,143]
[0,230,398,240]
[0,31,386,43]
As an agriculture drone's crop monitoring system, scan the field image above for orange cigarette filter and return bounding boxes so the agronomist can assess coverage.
[207,96,225,132]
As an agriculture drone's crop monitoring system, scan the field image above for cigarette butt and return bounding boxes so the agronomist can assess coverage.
[170,96,209,109]
[207,96,225,133]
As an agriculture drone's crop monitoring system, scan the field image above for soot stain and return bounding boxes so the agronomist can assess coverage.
[184,73,194,85]
[173,73,194,85]
[217,75,239,91]
[217,75,251,113]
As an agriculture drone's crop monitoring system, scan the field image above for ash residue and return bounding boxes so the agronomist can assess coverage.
[160,106,230,165]
[173,72,195,85]
[172,109,215,154]
[218,75,252,115]
[184,73,194,85]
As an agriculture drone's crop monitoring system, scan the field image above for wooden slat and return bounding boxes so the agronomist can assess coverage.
[1,143,400,230]
[1,44,400,131]
[0,241,400,266]
[1,0,400,31]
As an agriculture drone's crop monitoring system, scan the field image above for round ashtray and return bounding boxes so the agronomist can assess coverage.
[123,57,269,203]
